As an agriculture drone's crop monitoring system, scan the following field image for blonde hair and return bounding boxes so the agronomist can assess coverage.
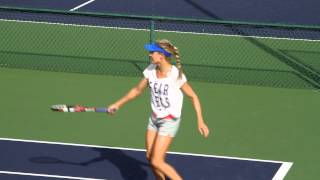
[156,39,183,78]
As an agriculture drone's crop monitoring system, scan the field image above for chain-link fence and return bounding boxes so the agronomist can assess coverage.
[1,6,320,89]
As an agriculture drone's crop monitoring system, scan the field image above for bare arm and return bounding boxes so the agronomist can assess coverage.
[181,82,210,138]
[108,78,148,112]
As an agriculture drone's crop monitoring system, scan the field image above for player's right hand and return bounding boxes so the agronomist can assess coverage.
[107,104,119,115]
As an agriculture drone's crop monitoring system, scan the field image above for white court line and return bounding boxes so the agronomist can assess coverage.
[273,162,293,180]
[0,171,106,180]
[70,0,95,11]
[0,18,319,42]
[0,137,293,180]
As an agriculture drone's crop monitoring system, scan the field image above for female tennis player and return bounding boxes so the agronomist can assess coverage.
[108,39,210,180]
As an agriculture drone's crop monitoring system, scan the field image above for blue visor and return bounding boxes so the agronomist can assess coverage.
[144,43,172,57]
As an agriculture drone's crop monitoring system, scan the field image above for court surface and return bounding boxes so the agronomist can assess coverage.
[0,138,290,180]
[0,0,319,25]
[1,66,318,180]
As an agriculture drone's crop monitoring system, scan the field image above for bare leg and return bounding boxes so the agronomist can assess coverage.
[146,130,166,180]
[150,134,183,180]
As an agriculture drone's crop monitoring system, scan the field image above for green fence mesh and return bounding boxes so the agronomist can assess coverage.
[1,6,320,89]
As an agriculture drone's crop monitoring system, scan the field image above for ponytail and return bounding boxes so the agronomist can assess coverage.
[172,46,183,79]
[157,39,184,79]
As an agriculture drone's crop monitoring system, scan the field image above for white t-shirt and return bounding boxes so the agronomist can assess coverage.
[143,64,187,118]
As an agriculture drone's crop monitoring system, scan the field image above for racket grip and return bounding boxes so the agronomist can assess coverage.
[95,107,108,113]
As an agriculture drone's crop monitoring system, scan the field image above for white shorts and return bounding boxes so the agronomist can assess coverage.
[147,115,181,137]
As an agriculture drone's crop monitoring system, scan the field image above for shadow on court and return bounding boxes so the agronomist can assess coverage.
[30,148,150,180]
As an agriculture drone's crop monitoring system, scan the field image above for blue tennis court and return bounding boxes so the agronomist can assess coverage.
[0,138,292,180]
[0,0,318,25]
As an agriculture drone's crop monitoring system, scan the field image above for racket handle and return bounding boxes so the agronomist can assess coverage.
[95,107,108,113]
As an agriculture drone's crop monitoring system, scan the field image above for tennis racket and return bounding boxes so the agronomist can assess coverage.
[51,104,111,113]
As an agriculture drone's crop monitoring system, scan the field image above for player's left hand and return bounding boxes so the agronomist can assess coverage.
[198,121,210,138]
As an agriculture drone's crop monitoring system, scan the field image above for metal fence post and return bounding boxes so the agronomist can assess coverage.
[150,20,155,43]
